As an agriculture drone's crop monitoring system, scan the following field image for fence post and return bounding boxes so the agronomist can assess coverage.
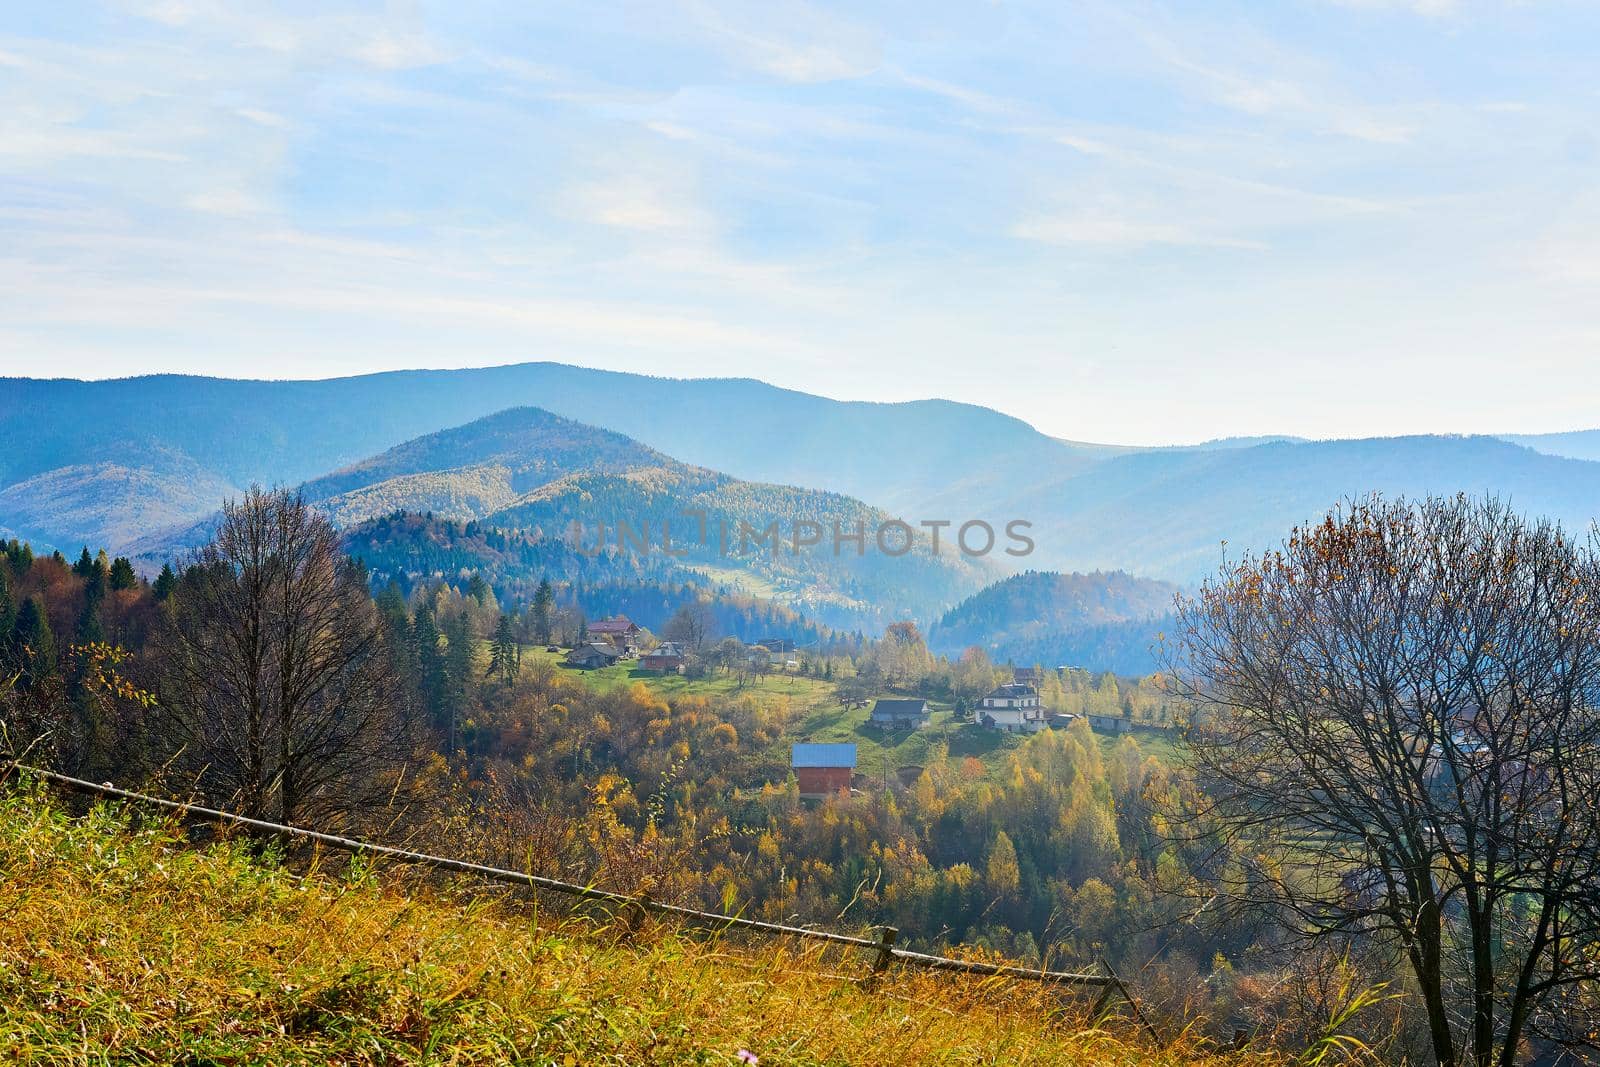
[870,925,898,974]
[1098,958,1162,1044]
[623,890,652,938]
[1088,978,1118,1022]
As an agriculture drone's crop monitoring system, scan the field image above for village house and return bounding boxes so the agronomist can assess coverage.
[977,683,1047,733]
[791,743,856,799]
[587,615,642,653]
[639,641,686,673]
[868,698,930,729]
[1012,665,1044,687]
[565,642,620,670]
[1086,712,1133,734]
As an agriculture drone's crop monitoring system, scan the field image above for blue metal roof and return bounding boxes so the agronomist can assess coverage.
[791,742,857,769]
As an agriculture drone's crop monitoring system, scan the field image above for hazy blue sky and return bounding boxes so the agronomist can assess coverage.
[2,1,1597,444]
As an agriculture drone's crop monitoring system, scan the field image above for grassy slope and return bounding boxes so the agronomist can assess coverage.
[0,787,1271,1066]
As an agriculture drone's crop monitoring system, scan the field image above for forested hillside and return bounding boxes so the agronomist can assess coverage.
[345,511,843,645]
[132,407,992,627]
[929,570,1179,674]
[322,409,996,626]
[300,405,670,523]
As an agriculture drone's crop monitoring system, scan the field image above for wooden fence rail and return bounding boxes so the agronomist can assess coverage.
[3,762,1157,1037]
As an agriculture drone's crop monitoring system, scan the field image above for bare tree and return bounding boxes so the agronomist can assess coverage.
[162,487,411,827]
[1173,495,1600,1067]
[661,601,713,651]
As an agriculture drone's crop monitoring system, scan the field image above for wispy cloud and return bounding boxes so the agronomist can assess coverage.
[683,0,881,83]
[1327,0,1460,16]
[1011,214,1267,250]
[2,0,1597,443]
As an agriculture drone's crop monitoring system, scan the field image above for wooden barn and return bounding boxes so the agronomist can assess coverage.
[791,743,857,799]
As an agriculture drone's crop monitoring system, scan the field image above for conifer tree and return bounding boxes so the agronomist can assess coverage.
[531,576,554,644]
[486,614,520,688]
[108,557,137,591]
[77,557,107,644]
[0,568,14,650]
[412,605,448,739]
[442,611,474,752]
[11,596,56,690]
[152,563,177,601]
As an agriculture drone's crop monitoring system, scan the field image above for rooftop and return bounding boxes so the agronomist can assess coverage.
[791,743,858,769]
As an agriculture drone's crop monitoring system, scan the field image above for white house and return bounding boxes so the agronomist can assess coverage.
[977,683,1047,733]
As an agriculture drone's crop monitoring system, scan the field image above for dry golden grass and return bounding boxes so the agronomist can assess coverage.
[0,785,1282,1066]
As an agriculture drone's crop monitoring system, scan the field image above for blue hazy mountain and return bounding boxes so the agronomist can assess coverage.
[4,366,1600,591]
[0,364,1101,550]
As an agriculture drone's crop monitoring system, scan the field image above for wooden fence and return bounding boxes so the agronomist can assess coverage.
[4,762,1157,1037]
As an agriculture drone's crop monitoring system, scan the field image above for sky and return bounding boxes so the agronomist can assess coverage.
[1,1,1598,445]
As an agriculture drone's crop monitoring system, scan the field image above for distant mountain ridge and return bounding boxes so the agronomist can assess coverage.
[0,364,1104,549]
[3,364,1600,590]
[1008,434,1600,581]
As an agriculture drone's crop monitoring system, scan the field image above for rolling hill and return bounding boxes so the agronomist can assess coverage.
[299,406,672,527]
[1013,434,1600,582]
[929,570,1180,675]
[1502,428,1600,463]
[291,407,994,627]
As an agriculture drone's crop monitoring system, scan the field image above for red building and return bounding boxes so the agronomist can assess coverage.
[791,743,857,799]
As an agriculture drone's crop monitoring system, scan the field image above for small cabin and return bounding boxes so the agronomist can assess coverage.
[565,642,620,670]
[639,641,686,673]
[869,698,930,729]
[1086,712,1133,734]
[791,742,857,799]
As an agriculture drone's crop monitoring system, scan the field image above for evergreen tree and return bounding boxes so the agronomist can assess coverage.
[108,557,138,591]
[77,556,107,644]
[442,611,474,753]
[153,563,177,601]
[72,547,95,578]
[486,614,520,688]
[0,568,14,652]
[375,580,409,632]
[3,540,32,575]
[412,605,449,743]
[467,573,490,606]
[531,576,554,645]
[11,596,57,690]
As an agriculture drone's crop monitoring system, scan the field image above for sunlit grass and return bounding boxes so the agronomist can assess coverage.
[0,784,1277,1066]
